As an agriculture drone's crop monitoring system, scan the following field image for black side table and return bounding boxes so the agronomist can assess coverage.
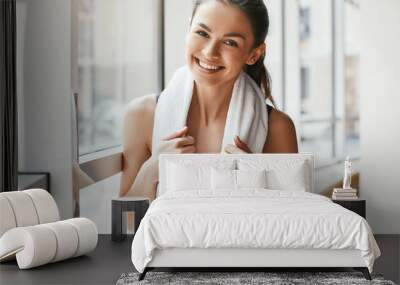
[111,197,149,242]
[332,199,366,218]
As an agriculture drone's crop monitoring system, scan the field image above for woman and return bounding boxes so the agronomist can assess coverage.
[120,0,298,200]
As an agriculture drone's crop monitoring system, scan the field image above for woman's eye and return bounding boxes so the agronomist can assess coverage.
[195,30,209,38]
[224,40,238,47]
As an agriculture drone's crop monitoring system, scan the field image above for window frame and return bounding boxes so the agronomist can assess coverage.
[294,0,359,166]
[73,0,165,158]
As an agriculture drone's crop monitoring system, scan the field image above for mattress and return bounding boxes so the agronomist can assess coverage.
[131,190,381,273]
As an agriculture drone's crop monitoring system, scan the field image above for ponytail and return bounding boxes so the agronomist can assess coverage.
[245,53,276,107]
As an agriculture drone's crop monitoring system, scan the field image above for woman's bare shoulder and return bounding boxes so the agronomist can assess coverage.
[125,94,157,118]
[268,108,295,132]
[123,94,157,152]
[263,108,298,153]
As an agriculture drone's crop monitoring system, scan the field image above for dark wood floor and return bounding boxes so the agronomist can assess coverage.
[0,235,398,285]
[0,235,134,285]
[374,234,400,284]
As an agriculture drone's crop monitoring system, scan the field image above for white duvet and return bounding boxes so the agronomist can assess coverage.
[131,190,380,273]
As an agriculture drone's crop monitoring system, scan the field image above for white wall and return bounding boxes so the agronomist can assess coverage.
[17,0,74,219]
[359,0,400,234]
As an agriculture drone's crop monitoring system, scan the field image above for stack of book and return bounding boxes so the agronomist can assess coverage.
[332,188,358,200]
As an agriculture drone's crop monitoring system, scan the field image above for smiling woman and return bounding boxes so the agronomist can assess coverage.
[120,0,298,200]
[187,1,268,98]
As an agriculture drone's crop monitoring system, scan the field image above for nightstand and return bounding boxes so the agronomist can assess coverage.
[111,197,150,242]
[332,199,366,218]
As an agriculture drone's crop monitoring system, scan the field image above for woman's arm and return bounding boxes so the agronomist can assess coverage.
[119,95,158,200]
[224,109,298,154]
[263,109,298,153]
[119,95,197,200]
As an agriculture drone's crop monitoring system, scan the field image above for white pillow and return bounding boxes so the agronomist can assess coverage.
[266,162,309,191]
[211,168,236,190]
[166,160,235,192]
[166,162,209,191]
[237,159,311,192]
[237,169,267,188]
[211,168,268,190]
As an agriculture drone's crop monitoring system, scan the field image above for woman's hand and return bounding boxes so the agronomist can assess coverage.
[223,136,252,154]
[148,126,196,183]
[159,126,196,154]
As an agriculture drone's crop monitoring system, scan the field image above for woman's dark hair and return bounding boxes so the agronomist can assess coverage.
[191,0,275,106]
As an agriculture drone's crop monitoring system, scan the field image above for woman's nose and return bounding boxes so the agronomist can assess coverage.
[202,40,220,59]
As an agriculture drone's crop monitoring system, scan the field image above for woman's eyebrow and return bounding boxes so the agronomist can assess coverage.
[196,22,246,40]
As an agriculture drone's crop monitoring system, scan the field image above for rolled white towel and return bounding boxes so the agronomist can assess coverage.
[0,217,98,269]
[152,66,268,157]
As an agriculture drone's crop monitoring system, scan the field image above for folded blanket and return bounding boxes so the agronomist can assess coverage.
[152,66,268,156]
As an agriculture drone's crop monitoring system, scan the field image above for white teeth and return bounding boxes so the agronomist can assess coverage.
[198,59,220,70]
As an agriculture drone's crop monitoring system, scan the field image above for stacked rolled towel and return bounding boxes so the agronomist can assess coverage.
[0,189,98,269]
[332,188,358,200]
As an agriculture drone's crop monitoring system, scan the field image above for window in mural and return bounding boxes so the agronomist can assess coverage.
[344,0,361,157]
[77,0,162,155]
[298,0,334,161]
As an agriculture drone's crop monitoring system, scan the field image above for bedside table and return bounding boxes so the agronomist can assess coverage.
[332,199,366,218]
[111,197,150,242]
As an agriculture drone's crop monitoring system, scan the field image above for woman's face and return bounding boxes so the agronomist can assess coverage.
[185,1,265,88]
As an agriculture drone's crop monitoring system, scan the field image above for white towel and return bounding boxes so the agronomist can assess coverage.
[152,66,268,157]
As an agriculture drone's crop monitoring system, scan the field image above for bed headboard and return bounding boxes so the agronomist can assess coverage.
[158,153,315,196]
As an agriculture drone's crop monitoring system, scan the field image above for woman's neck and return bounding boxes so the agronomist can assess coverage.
[191,81,235,127]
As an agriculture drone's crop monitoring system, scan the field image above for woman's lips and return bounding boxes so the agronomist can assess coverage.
[194,57,224,73]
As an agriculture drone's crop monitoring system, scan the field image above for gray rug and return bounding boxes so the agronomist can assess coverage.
[116,271,396,285]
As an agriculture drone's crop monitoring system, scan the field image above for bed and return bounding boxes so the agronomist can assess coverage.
[131,153,380,281]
